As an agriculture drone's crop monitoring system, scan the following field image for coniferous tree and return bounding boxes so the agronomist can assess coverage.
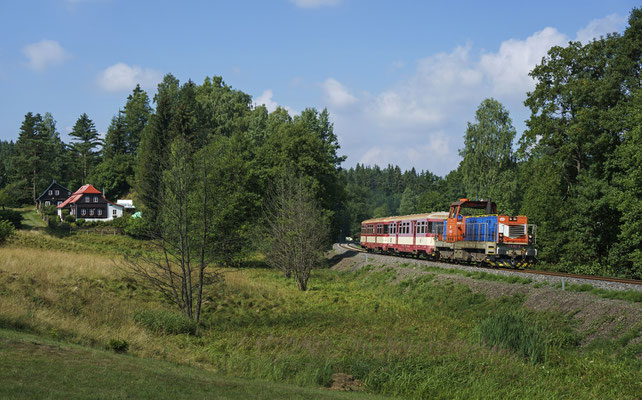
[13,112,47,202]
[123,84,152,154]
[103,111,128,159]
[69,113,101,185]
[136,74,179,227]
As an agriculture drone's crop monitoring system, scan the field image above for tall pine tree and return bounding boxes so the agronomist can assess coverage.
[69,113,101,185]
[13,112,47,202]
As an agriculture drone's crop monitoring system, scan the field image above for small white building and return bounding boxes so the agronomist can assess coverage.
[116,199,136,212]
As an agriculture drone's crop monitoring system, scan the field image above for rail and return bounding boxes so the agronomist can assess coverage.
[338,243,642,287]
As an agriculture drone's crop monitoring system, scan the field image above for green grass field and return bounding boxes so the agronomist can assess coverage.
[1,232,641,398]
[0,329,376,400]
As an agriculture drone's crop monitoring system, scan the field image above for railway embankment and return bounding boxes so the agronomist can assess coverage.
[330,243,642,349]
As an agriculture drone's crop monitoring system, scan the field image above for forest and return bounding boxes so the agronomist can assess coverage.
[0,8,641,279]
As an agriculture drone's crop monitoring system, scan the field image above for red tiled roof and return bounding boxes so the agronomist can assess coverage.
[57,184,107,208]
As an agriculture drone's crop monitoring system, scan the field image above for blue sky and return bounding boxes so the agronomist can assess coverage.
[0,0,637,176]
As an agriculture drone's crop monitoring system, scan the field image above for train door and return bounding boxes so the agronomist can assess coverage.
[394,221,400,250]
[446,205,464,242]
[412,220,416,247]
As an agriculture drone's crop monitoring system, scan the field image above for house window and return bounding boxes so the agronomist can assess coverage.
[48,190,52,195]
[113,209,117,216]
[81,209,86,216]
[93,196,98,203]
[44,201,50,206]
[97,209,102,216]
[89,209,94,216]
[85,197,90,203]
[55,190,59,195]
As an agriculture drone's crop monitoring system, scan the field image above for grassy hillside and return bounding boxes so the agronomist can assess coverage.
[0,329,374,400]
[0,236,641,398]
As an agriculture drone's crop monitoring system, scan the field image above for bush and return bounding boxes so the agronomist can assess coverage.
[41,205,58,216]
[0,209,22,229]
[133,309,197,335]
[478,311,548,363]
[65,215,75,223]
[76,218,85,226]
[124,216,149,239]
[108,338,129,353]
[46,219,71,236]
[111,214,130,230]
[0,219,15,243]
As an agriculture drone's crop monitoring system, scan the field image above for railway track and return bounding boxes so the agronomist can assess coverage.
[337,242,642,287]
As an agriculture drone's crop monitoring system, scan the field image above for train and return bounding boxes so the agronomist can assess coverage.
[359,198,537,268]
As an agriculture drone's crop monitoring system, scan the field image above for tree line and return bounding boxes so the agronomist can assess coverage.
[1,8,640,281]
[341,8,642,279]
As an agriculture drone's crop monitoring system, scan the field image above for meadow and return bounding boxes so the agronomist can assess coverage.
[0,231,641,398]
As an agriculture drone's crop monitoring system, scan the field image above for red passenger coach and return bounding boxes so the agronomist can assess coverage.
[360,212,449,257]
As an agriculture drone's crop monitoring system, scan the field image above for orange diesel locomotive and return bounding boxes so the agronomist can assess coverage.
[360,199,536,268]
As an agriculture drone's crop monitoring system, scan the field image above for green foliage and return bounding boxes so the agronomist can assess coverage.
[69,113,101,184]
[88,154,134,200]
[13,112,49,202]
[0,210,22,229]
[477,311,549,363]
[1,330,368,400]
[517,9,642,277]
[41,205,57,216]
[0,189,10,210]
[459,98,519,213]
[75,218,85,226]
[133,309,197,335]
[65,215,75,223]
[123,215,148,238]
[46,218,71,236]
[0,219,15,243]
[135,74,178,229]
[107,338,129,353]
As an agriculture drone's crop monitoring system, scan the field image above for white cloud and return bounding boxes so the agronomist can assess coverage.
[322,78,358,108]
[326,14,627,176]
[575,14,626,44]
[480,27,567,96]
[254,89,279,113]
[290,0,341,8]
[254,89,296,115]
[359,132,450,173]
[22,40,69,71]
[97,62,162,92]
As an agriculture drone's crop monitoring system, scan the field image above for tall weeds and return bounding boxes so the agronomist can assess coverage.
[478,311,548,363]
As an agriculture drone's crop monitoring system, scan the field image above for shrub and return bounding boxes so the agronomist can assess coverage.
[0,209,22,229]
[478,311,548,363]
[108,338,129,353]
[41,205,58,216]
[111,214,130,230]
[124,216,149,239]
[133,309,197,335]
[0,219,15,243]
[76,218,85,226]
[65,215,75,223]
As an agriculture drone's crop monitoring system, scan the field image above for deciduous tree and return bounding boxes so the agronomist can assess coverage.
[264,174,330,291]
